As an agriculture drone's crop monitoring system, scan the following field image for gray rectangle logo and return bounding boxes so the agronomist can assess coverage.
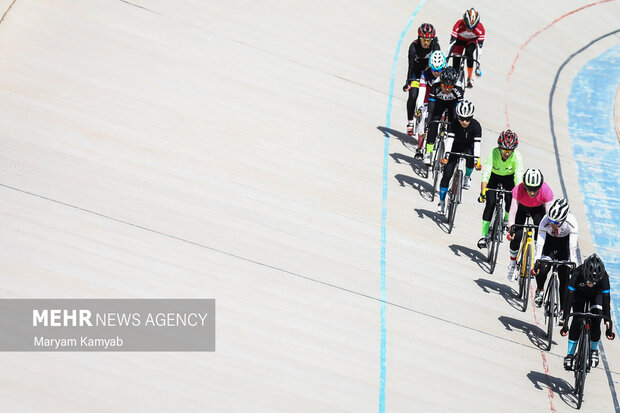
[0,299,215,351]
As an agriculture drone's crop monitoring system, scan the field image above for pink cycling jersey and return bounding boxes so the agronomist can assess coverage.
[507,182,554,227]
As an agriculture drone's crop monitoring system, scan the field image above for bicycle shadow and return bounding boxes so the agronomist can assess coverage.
[377,125,420,151]
[498,315,548,349]
[448,244,488,271]
[473,278,522,310]
[413,208,450,232]
[390,152,428,179]
[526,371,578,407]
[394,174,434,199]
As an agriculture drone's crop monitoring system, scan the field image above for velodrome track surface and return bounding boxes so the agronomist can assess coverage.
[0,0,619,411]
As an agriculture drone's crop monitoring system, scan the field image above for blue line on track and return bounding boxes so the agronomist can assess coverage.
[566,44,620,326]
[380,2,427,411]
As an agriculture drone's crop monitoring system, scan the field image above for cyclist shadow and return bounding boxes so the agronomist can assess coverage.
[498,315,548,349]
[448,244,488,271]
[390,152,428,179]
[394,174,433,199]
[377,125,419,150]
[526,371,578,407]
[473,278,522,311]
[413,208,450,231]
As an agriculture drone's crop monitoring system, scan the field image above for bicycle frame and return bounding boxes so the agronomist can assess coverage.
[444,152,477,234]
[513,218,538,312]
[485,185,512,274]
[565,311,612,408]
[447,53,480,89]
[429,119,449,202]
[538,258,575,351]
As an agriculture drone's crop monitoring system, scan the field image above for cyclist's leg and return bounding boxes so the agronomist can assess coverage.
[406,83,420,133]
[464,42,477,82]
[503,176,516,224]
[481,174,499,237]
[426,102,446,155]
[510,205,529,259]
[450,42,465,70]
[416,103,428,149]
[589,294,605,366]
[567,300,587,358]
[439,155,457,203]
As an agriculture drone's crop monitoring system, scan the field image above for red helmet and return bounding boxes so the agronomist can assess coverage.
[418,23,436,39]
[497,130,519,149]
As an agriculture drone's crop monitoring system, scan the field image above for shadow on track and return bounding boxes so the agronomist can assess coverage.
[473,278,522,311]
[527,371,578,408]
[498,315,549,349]
[413,208,452,232]
[448,244,487,271]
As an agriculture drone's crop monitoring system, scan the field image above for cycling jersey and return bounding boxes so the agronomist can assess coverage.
[415,68,442,108]
[507,182,554,227]
[563,266,611,326]
[481,148,524,183]
[535,213,578,262]
[450,20,486,45]
[445,118,482,159]
[406,38,441,83]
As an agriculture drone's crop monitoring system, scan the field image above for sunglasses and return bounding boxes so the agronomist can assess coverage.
[458,116,473,122]
[431,68,443,73]
[500,148,513,154]
[549,218,562,225]
[419,37,433,42]
[441,83,454,89]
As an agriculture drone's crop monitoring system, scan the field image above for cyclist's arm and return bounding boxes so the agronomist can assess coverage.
[405,42,417,83]
[534,220,548,261]
[480,150,494,184]
[472,122,482,161]
[414,74,427,110]
[513,151,525,185]
[444,133,455,155]
[562,269,580,325]
[565,214,579,263]
[601,276,612,330]
[507,196,519,228]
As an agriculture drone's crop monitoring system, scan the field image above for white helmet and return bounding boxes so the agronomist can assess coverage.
[523,168,544,191]
[456,100,475,118]
[548,198,569,223]
[429,50,446,71]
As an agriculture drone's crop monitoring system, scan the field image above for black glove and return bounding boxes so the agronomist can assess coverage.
[606,328,616,340]
[560,326,569,336]
[477,192,486,203]
[403,83,410,92]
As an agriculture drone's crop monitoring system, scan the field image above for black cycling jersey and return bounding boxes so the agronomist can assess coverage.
[563,265,611,323]
[406,38,441,82]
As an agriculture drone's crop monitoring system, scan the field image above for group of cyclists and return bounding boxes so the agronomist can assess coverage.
[402,8,615,374]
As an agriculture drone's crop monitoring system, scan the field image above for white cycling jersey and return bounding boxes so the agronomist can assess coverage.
[535,213,578,263]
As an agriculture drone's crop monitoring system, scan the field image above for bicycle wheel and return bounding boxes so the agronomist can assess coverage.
[488,210,501,274]
[430,137,444,202]
[521,243,533,312]
[575,328,589,408]
[447,171,460,234]
[546,276,556,350]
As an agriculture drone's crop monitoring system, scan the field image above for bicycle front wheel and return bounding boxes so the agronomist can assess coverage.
[575,328,589,408]
[521,243,533,312]
[447,172,460,234]
[488,211,501,274]
[546,276,556,351]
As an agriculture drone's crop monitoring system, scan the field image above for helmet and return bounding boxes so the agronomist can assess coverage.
[523,168,544,191]
[583,253,605,284]
[456,100,475,118]
[463,8,480,29]
[418,23,436,39]
[440,66,458,86]
[548,198,570,224]
[429,50,446,71]
[497,129,519,149]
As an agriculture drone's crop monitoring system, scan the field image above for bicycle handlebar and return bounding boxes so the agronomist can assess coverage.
[565,312,612,324]
[447,54,480,64]
[485,187,512,195]
[511,223,539,230]
[428,120,450,125]
[535,258,575,270]
[445,152,477,158]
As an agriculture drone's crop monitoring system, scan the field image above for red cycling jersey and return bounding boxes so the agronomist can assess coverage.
[450,20,486,44]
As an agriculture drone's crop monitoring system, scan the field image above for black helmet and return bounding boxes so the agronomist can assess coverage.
[440,66,458,86]
[583,253,605,284]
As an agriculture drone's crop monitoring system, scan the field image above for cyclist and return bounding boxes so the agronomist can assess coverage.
[505,169,554,281]
[436,100,482,214]
[446,8,485,88]
[531,198,578,310]
[403,23,441,136]
[477,130,524,249]
[423,66,464,165]
[560,253,615,370]
[413,51,447,159]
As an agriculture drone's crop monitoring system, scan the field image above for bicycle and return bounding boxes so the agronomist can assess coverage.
[447,53,480,89]
[536,258,575,351]
[511,217,538,312]
[484,184,512,274]
[428,118,449,202]
[564,311,614,409]
[442,152,477,234]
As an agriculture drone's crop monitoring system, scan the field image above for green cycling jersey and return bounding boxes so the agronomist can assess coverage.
[480,148,524,184]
